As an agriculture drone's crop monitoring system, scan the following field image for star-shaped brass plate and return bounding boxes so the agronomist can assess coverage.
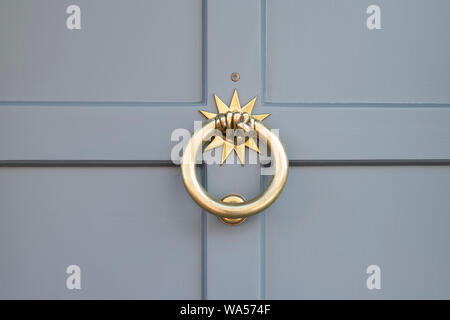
[199,90,270,165]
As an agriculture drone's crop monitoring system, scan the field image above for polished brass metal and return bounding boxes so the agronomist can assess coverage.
[181,90,289,224]
[199,90,269,165]
[219,194,247,225]
[231,72,240,82]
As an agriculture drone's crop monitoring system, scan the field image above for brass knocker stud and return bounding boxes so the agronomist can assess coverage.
[181,90,289,225]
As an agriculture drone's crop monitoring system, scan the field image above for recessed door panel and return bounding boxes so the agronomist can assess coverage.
[0,0,203,102]
[266,166,450,299]
[266,0,450,103]
[0,167,201,299]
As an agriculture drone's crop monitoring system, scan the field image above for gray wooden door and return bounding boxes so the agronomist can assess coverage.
[1,0,450,299]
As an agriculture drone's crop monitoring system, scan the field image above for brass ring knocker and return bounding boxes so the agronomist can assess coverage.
[180,91,289,225]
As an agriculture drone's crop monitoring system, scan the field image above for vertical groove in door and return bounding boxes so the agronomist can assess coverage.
[201,164,208,300]
[260,174,268,299]
[201,0,208,105]
[260,0,267,104]
[200,0,208,299]
[260,0,268,299]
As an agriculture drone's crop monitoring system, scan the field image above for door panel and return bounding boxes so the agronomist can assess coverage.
[0,0,203,102]
[0,106,199,160]
[264,107,450,160]
[0,0,449,300]
[203,0,267,299]
[205,163,264,299]
[266,166,450,299]
[2,106,450,161]
[266,0,450,104]
[0,167,201,299]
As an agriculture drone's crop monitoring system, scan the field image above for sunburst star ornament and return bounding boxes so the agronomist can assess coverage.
[199,90,270,165]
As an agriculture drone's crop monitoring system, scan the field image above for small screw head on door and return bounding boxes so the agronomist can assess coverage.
[231,72,240,82]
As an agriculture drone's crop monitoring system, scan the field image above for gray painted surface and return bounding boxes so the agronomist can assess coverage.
[204,1,265,299]
[0,0,203,102]
[0,167,201,299]
[0,0,450,299]
[266,0,450,103]
[205,162,263,299]
[266,167,450,299]
[1,106,450,161]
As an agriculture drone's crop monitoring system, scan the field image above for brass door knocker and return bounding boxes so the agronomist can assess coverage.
[181,90,289,225]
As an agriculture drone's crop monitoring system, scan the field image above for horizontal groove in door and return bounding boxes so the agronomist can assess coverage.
[288,159,450,167]
[1,159,450,167]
